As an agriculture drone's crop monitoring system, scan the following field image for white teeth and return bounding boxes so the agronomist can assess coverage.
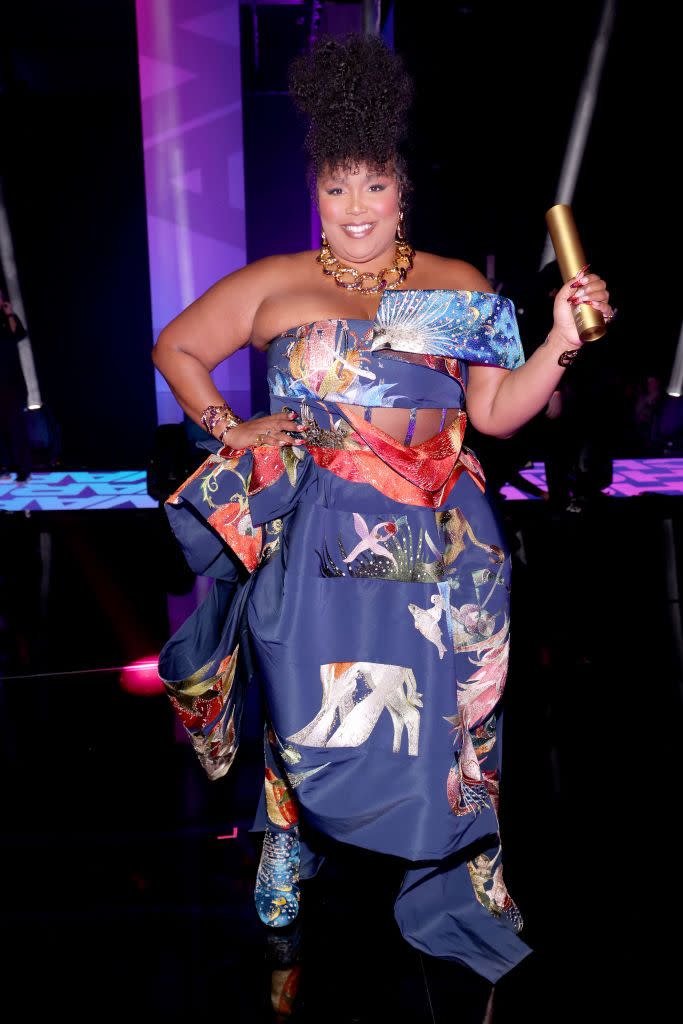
[343,223,374,235]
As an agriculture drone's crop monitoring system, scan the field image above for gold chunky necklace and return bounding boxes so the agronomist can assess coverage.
[316,232,415,294]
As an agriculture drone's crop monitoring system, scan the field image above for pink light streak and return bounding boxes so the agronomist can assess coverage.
[120,656,165,696]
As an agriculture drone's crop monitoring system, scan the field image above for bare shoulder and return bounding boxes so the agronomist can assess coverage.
[219,249,317,301]
[214,250,303,291]
[413,251,495,292]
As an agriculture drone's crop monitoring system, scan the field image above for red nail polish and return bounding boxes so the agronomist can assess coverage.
[570,262,591,286]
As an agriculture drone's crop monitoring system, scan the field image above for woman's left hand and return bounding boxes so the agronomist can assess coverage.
[552,266,616,348]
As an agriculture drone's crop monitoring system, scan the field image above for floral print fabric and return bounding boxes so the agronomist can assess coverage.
[157,289,532,983]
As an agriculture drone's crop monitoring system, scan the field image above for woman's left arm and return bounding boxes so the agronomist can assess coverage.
[464,270,614,439]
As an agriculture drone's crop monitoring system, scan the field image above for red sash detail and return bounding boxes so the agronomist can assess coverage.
[304,408,486,508]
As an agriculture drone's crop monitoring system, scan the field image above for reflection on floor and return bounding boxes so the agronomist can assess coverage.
[1,488,680,1019]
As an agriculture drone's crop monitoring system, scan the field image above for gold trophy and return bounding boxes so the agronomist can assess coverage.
[545,204,606,342]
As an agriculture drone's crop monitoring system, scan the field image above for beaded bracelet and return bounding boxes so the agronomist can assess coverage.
[218,423,243,447]
[558,348,582,367]
[544,333,582,368]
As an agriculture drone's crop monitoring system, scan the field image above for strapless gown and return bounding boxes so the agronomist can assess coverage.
[157,288,533,983]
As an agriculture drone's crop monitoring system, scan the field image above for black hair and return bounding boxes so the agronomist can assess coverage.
[288,32,414,205]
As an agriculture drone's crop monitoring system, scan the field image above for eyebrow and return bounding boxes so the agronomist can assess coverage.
[325,172,385,184]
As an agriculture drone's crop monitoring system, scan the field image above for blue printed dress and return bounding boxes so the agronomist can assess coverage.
[158,289,534,984]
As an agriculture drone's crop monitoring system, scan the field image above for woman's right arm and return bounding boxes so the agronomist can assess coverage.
[151,255,305,447]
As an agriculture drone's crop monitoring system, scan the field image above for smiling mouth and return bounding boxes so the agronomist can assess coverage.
[341,223,376,237]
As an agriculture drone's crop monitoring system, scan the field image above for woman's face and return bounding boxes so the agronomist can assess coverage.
[316,161,401,266]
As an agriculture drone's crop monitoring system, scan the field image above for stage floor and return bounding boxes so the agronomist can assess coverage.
[2,457,683,511]
[1,462,679,1021]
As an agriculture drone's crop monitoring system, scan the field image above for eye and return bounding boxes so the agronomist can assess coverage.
[326,187,343,195]
[368,184,386,192]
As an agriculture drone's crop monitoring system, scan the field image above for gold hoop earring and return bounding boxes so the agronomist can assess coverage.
[321,229,328,247]
[395,209,405,242]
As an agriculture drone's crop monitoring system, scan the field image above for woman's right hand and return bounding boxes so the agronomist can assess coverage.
[217,409,308,449]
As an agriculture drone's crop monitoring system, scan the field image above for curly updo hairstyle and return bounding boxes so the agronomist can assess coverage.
[288,32,414,208]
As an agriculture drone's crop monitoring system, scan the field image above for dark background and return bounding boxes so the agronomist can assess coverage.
[0,2,154,469]
[0,0,678,469]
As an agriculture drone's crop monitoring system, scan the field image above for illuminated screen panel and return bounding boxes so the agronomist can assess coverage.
[498,459,683,500]
[134,0,250,425]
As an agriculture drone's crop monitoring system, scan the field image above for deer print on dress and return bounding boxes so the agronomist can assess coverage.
[286,661,424,756]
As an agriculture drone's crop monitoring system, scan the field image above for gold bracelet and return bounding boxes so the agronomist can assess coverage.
[200,402,244,437]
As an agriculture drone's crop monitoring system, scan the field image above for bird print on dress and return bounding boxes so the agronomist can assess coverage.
[407,594,448,659]
[444,599,510,816]
[342,512,399,566]
[371,289,526,369]
[269,320,409,405]
[467,841,524,933]
[159,288,531,980]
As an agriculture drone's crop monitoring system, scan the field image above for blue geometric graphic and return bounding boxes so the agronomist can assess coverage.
[0,471,158,512]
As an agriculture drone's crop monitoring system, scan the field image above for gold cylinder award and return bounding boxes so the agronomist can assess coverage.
[545,203,606,343]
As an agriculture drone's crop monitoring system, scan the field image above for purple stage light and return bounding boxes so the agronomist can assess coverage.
[135,0,250,426]
[498,459,683,500]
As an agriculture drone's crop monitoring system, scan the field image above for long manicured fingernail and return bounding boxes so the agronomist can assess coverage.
[570,263,590,286]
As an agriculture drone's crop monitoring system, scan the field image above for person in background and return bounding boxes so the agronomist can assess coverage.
[633,374,664,455]
[519,261,617,511]
[0,286,32,481]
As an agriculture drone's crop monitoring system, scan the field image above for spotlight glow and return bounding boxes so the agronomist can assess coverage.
[120,657,165,696]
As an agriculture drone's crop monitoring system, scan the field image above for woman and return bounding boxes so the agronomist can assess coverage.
[152,33,614,1001]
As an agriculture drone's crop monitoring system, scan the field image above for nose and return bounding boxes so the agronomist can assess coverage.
[345,192,367,215]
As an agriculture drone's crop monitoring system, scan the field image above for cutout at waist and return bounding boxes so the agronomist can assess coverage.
[336,403,461,447]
